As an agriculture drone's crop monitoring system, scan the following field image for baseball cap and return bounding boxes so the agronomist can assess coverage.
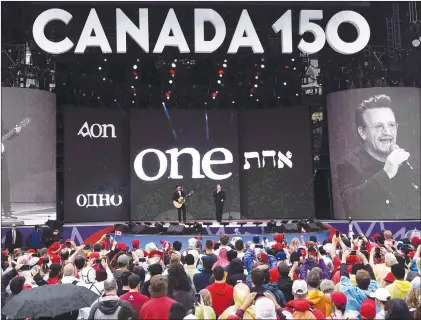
[275,251,287,261]
[292,280,308,295]
[373,288,391,302]
[117,254,130,266]
[360,298,376,319]
[330,291,347,307]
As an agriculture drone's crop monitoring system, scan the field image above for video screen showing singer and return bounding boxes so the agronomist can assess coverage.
[337,94,420,219]
[213,184,226,222]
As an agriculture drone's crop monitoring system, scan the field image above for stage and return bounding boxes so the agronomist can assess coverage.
[3,202,56,226]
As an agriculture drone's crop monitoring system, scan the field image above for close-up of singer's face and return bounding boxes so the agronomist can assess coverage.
[359,107,397,156]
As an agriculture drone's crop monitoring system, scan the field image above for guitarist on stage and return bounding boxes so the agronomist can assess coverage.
[1,121,21,219]
[213,184,226,223]
[172,185,187,223]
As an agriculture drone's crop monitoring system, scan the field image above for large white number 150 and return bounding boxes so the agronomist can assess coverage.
[272,10,370,55]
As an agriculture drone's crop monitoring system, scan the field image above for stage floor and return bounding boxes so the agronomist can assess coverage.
[5,202,56,226]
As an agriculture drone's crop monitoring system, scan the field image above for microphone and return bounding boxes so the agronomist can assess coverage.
[389,144,413,170]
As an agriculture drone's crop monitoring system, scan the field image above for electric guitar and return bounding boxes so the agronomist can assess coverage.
[1,117,31,154]
[173,191,194,209]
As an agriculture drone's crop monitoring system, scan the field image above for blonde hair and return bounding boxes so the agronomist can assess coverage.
[199,289,212,306]
[406,288,421,309]
[384,230,392,239]
[195,290,216,320]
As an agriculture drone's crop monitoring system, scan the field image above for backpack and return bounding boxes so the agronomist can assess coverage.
[292,309,316,320]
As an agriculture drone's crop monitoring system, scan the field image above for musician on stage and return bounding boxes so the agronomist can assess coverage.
[213,184,226,223]
[1,121,21,219]
[172,185,187,223]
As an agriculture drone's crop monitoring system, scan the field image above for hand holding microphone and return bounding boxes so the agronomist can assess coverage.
[384,144,411,179]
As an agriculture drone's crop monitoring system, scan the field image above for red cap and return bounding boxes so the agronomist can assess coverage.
[384,272,395,283]
[372,234,380,239]
[90,252,100,259]
[50,255,61,264]
[48,242,62,256]
[331,291,347,307]
[148,249,164,260]
[411,236,420,246]
[27,249,36,254]
[328,234,334,243]
[360,298,376,319]
[274,233,284,242]
[132,239,140,248]
[257,252,269,264]
[346,255,360,265]
[117,242,127,252]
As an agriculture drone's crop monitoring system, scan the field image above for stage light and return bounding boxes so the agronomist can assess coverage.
[254,84,258,87]
[218,70,224,75]
[255,76,259,79]
[137,59,140,62]
[132,101,134,103]
[98,67,102,70]
[283,82,287,85]
[232,101,235,104]
[83,93,85,96]
[114,99,116,102]
[102,77,106,81]
[165,92,171,99]
[256,98,259,102]
[291,58,295,61]
[104,58,107,62]
[135,76,138,79]
[211,92,218,99]
[412,39,421,47]
[131,85,134,88]
[174,59,177,62]
[170,69,176,75]
[169,80,173,84]
[133,64,137,70]
[171,63,176,68]
[224,59,227,62]
[293,67,296,70]
[261,64,265,68]
[217,80,221,84]
[261,58,265,61]
[133,93,136,96]
[97,97,100,99]
[285,65,289,69]
[277,96,280,99]
[250,94,253,97]
[296,93,299,96]
[223,63,227,68]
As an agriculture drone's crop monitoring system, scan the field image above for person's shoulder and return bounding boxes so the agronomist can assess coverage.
[339,148,362,165]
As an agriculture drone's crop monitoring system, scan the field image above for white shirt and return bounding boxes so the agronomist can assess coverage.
[375,310,386,319]
[12,230,16,244]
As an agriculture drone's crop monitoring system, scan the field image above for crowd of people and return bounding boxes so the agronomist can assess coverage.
[1,229,421,319]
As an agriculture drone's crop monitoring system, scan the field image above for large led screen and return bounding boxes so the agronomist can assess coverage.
[327,88,420,219]
[130,109,241,221]
[1,88,56,225]
[63,107,130,222]
[239,108,314,219]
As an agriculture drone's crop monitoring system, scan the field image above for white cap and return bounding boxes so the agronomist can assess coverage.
[145,242,158,253]
[255,297,277,319]
[292,280,308,294]
[374,288,391,302]
[323,243,332,252]
[411,276,420,290]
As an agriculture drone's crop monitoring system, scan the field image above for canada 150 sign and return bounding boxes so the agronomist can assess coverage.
[33,8,370,55]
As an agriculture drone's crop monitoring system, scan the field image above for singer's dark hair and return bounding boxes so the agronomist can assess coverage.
[355,94,394,131]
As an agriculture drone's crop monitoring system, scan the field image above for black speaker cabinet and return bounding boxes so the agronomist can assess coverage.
[114,224,130,233]
[132,225,148,234]
[167,225,185,235]
[304,223,320,232]
[278,224,300,233]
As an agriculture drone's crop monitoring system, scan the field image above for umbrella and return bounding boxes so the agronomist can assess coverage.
[2,284,100,319]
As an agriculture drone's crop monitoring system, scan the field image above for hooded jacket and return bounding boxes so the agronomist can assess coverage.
[206,282,234,317]
[386,279,411,299]
[88,295,131,319]
[307,289,332,317]
[283,299,325,319]
[226,259,247,286]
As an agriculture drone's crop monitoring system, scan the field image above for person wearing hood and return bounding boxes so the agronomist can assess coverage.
[77,259,114,319]
[226,258,246,286]
[193,256,214,292]
[219,283,255,319]
[339,250,379,317]
[386,263,411,299]
[277,262,294,303]
[213,248,230,270]
[206,266,234,317]
[88,278,131,319]
[243,245,277,274]
[306,269,332,317]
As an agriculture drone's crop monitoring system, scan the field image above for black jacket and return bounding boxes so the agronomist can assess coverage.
[213,190,226,204]
[277,277,294,302]
[5,230,22,250]
[337,146,420,219]
[226,259,246,286]
[172,190,186,201]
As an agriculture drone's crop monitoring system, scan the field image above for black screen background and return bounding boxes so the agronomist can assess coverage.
[130,109,241,221]
[239,108,314,219]
[63,107,130,222]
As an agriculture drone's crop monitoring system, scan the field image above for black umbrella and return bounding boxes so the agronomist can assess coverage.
[2,284,100,319]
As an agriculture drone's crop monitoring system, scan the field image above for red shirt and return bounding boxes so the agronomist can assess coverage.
[139,296,176,320]
[206,282,234,317]
[120,291,149,314]
[269,267,280,283]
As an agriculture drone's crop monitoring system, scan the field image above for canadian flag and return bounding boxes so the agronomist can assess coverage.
[115,231,122,236]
